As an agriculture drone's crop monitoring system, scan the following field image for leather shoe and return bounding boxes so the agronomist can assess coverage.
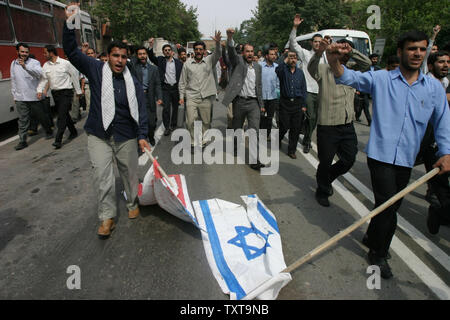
[52,141,62,149]
[368,250,393,279]
[164,129,171,136]
[288,153,297,159]
[315,189,330,207]
[250,162,265,171]
[303,144,311,154]
[149,137,156,146]
[14,141,28,150]
[128,207,140,219]
[427,205,441,235]
[97,219,116,237]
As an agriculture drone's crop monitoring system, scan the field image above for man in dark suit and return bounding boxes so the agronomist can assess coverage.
[131,46,163,145]
[147,39,183,135]
[222,28,265,171]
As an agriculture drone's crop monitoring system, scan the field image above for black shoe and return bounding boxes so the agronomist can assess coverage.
[315,189,330,207]
[149,137,156,146]
[45,132,54,140]
[28,130,38,136]
[288,152,297,159]
[303,144,311,154]
[52,141,62,149]
[250,162,265,171]
[427,205,441,235]
[368,250,393,279]
[362,234,391,259]
[14,141,28,150]
[68,131,78,140]
[164,129,171,136]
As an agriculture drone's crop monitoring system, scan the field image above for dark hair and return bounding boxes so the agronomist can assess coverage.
[287,49,298,57]
[235,44,242,54]
[336,39,355,49]
[16,42,29,50]
[45,45,58,56]
[178,47,186,54]
[99,52,107,58]
[266,48,277,55]
[387,55,400,65]
[397,30,429,49]
[193,41,206,50]
[242,43,254,52]
[135,46,147,53]
[311,33,323,41]
[428,51,449,66]
[107,41,128,55]
[369,53,379,59]
[162,44,172,51]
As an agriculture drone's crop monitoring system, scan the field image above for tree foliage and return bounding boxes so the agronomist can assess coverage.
[235,0,449,59]
[90,0,201,45]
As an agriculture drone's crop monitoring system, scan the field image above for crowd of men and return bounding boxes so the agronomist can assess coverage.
[9,6,450,281]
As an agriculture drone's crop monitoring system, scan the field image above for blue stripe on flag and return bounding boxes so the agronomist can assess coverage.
[248,195,279,234]
[199,200,247,300]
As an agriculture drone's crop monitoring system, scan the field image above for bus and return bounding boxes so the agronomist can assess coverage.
[287,29,372,57]
[0,0,96,124]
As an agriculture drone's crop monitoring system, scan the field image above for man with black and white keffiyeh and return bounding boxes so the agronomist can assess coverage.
[63,4,151,238]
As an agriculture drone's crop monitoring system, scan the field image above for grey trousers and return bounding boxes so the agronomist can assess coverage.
[87,135,139,221]
[16,100,52,142]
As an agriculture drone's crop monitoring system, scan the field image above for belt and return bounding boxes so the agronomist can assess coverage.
[163,83,177,88]
[281,96,300,102]
[238,96,257,100]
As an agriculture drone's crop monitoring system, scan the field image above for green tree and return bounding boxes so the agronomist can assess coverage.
[90,0,200,45]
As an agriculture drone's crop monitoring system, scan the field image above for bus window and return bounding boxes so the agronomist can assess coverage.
[10,7,56,44]
[0,4,14,42]
[54,5,66,44]
[9,0,22,6]
[83,28,95,50]
[22,0,40,12]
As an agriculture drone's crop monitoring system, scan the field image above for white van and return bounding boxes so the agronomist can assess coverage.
[287,29,372,57]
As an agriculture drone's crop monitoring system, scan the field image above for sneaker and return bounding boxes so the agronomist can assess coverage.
[14,141,28,150]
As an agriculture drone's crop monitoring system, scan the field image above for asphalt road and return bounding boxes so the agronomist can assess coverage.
[0,94,448,300]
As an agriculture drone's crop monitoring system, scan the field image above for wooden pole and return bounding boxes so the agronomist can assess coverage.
[243,167,440,300]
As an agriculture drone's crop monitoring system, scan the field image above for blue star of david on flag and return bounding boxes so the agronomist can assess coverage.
[227,222,273,261]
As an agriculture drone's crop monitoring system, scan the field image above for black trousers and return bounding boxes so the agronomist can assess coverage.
[316,123,357,195]
[365,157,412,258]
[260,99,279,136]
[354,93,372,124]
[53,89,76,143]
[279,97,304,155]
[162,83,179,129]
[147,103,157,139]
[415,124,450,223]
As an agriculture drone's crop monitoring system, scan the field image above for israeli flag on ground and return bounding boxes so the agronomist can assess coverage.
[193,194,292,300]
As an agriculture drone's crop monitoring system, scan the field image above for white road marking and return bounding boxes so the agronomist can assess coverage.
[0,135,19,148]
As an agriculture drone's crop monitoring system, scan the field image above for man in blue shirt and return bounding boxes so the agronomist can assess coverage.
[275,50,307,159]
[328,30,450,279]
[64,7,150,238]
[259,47,280,140]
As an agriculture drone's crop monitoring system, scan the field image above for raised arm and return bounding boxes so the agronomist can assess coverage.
[307,39,328,81]
[146,38,159,66]
[210,30,222,67]
[63,4,101,79]
[226,28,239,68]
[289,14,307,62]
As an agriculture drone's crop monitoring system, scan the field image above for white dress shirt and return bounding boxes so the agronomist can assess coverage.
[240,63,257,98]
[37,56,82,94]
[165,58,177,85]
[10,58,42,102]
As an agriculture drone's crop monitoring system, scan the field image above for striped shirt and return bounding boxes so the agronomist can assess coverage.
[308,49,371,126]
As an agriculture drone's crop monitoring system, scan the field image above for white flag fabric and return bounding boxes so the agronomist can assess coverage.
[193,194,292,300]
[138,160,198,227]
